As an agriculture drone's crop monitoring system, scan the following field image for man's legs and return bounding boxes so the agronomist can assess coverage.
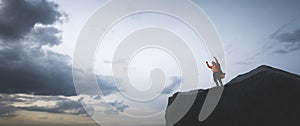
[213,73,219,86]
[218,78,223,86]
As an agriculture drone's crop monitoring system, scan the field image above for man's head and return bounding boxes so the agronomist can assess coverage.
[212,61,216,65]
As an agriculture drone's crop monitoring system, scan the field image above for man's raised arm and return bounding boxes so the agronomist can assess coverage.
[214,57,219,64]
[206,61,212,68]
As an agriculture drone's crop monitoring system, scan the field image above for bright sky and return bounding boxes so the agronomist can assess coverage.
[52,0,300,78]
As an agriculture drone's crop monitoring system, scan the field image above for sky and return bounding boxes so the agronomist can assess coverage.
[0,0,299,126]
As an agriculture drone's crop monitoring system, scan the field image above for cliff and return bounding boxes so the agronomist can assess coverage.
[165,65,300,126]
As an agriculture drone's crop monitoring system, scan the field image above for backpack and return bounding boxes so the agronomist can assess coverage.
[217,63,226,79]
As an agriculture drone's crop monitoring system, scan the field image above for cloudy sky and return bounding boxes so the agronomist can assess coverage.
[0,0,299,126]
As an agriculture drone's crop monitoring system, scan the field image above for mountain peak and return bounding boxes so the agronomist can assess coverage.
[256,65,275,70]
[228,65,299,85]
[252,65,286,73]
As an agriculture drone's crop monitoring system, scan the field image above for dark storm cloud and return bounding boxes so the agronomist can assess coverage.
[0,93,130,117]
[0,0,63,40]
[0,93,99,116]
[18,98,93,115]
[275,29,300,44]
[0,0,120,96]
[28,26,62,47]
[0,49,76,95]
[237,26,300,64]
[0,94,26,104]
[273,29,300,53]
[271,26,300,54]
[104,100,129,115]
[0,0,76,96]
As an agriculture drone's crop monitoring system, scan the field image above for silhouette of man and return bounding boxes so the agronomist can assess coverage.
[206,57,225,86]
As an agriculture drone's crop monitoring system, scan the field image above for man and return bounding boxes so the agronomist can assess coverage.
[206,57,225,86]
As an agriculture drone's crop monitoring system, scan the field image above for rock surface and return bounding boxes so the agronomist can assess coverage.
[165,65,300,126]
